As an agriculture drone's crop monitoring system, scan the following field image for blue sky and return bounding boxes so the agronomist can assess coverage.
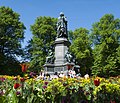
[0,0,120,47]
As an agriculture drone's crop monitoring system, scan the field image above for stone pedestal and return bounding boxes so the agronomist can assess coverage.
[44,38,75,74]
[44,63,75,75]
[44,63,55,75]
[54,38,70,65]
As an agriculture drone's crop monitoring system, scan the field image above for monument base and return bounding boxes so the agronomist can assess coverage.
[44,62,75,75]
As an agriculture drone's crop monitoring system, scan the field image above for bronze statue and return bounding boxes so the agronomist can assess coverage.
[46,50,55,63]
[65,51,75,63]
[57,12,68,38]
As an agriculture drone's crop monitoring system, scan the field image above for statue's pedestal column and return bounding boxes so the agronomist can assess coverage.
[54,38,70,65]
[53,38,72,73]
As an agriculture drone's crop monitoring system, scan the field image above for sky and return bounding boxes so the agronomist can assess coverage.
[0,0,120,47]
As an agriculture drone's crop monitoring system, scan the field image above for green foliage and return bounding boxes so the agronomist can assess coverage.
[0,6,26,75]
[26,16,57,72]
[1,76,120,103]
[93,83,120,102]
[116,46,120,63]
[91,14,120,77]
[70,28,93,76]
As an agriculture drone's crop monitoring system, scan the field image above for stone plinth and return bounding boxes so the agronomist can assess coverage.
[54,38,70,65]
[44,62,75,75]
[44,38,75,74]
[44,63,55,75]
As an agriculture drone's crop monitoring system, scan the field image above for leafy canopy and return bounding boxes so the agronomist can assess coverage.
[0,6,26,75]
[70,28,93,76]
[26,16,57,71]
[91,14,120,77]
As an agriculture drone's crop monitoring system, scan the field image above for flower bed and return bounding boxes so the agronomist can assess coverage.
[0,75,120,103]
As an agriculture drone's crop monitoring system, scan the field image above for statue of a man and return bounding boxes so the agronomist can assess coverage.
[46,50,55,63]
[57,12,68,38]
[65,51,75,63]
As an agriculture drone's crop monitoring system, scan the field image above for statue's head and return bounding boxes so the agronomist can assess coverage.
[60,12,64,17]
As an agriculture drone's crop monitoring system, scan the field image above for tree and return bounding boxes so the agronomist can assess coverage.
[27,16,57,72]
[0,6,26,75]
[91,14,120,77]
[68,30,74,43]
[70,28,93,76]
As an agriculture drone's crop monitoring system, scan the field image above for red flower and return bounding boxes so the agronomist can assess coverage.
[42,85,47,89]
[44,81,48,85]
[16,91,21,95]
[0,77,5,82]
[20,78,25,82]
[14,83,20,89]
[20,63,29,73]
[13,77,18,80]
[94,78,100,86]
